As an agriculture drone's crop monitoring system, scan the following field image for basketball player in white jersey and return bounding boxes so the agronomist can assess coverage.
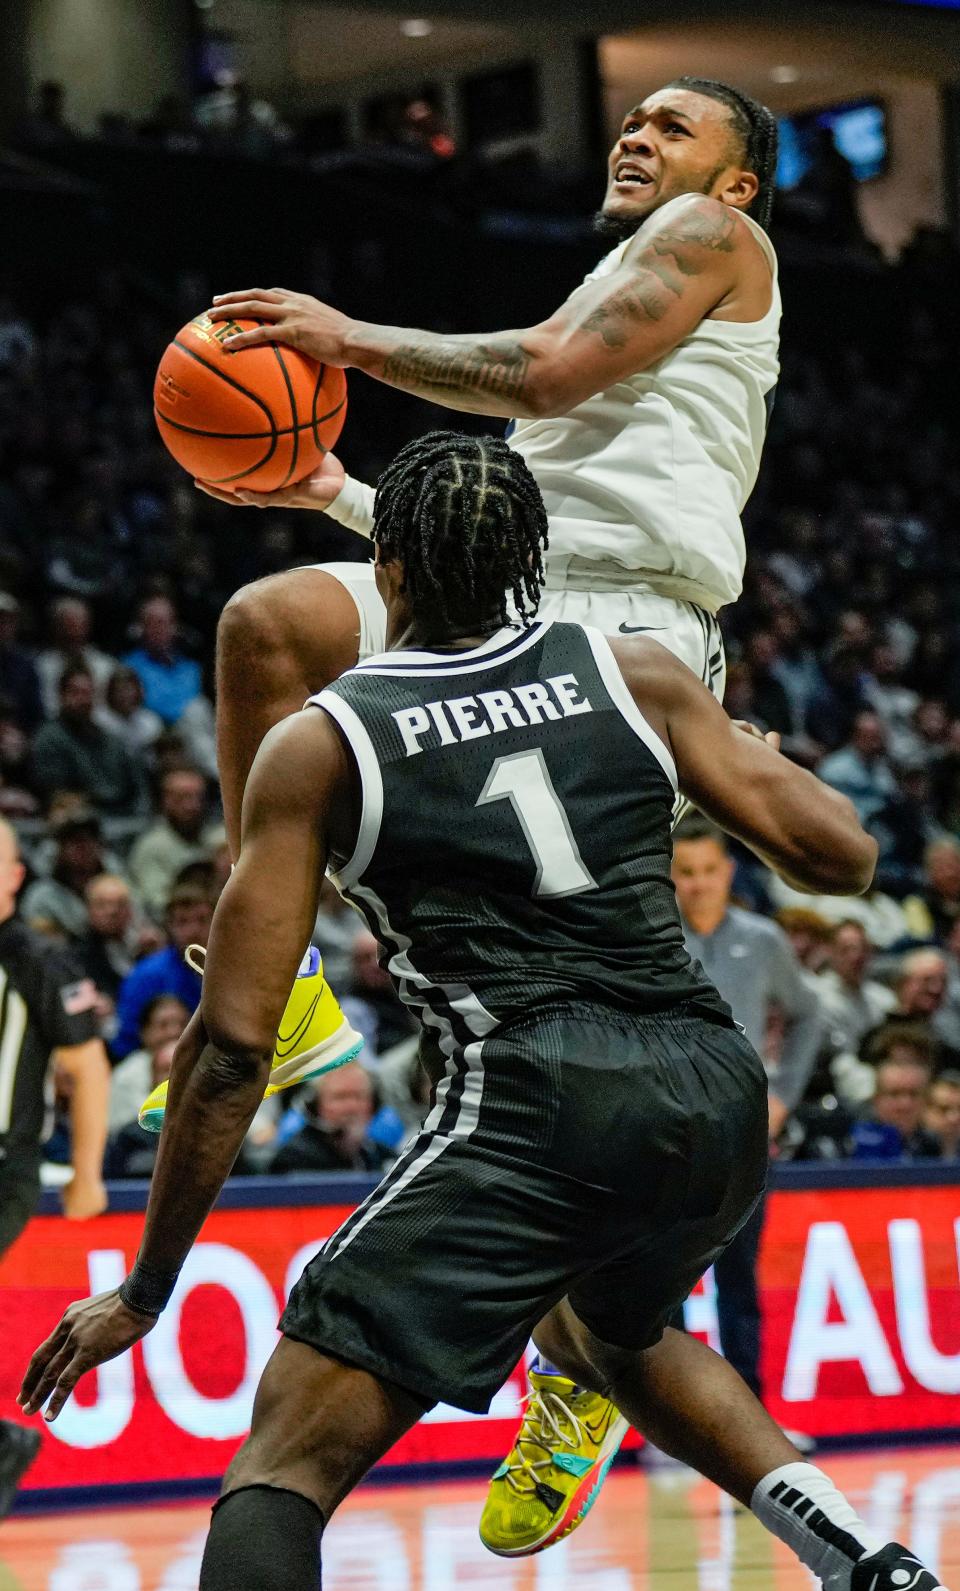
[200,76,780,806]
[155,78,783,1550]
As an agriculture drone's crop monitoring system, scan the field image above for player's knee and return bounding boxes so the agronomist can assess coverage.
[218,575,287,661]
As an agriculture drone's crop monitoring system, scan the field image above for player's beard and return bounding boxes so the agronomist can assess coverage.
[592,207,645,244]
[593,161,734,245]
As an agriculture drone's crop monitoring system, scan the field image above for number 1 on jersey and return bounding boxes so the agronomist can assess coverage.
[476,749,597,899]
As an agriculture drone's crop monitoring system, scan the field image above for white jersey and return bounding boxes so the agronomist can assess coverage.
[507,197,781,613]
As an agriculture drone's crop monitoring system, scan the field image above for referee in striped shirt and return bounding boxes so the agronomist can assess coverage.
[0,817,110,1516]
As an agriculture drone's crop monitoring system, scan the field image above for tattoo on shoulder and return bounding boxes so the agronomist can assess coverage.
[580,198,738,351]
[382,338,531,402]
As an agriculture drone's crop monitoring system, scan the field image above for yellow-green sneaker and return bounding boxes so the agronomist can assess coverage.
[138,945,363,1133]
[479,1367,629,1556]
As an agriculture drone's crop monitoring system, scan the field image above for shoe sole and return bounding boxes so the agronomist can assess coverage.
[480,1413,630,1558]
[264,1018,364,1094]
[138,1019,364,1133]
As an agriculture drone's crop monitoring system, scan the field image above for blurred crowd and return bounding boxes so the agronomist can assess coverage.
[10,79,458,168]
[1,114,959,1179]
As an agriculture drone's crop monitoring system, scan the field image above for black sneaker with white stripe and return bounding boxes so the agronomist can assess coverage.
[850,1543,947,1591]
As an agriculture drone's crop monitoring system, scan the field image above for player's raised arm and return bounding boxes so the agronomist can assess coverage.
[614,637,878,896]
[19,708,348,1421]
[205,196,760,422]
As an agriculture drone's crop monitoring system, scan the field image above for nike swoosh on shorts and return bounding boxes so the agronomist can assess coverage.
[618,623,667,634]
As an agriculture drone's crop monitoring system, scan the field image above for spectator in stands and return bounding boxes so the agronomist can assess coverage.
[0,700,36,818]
[105,1038,180,1178]
[902,838,960,944]
[375,1036,431,1143]
[0,295,38,369]
[31,665,149,818]
[95,666,163,764]
[112,881,210,1058]
[793,127,865,248]
[140,93,201,152]
[11,80,77,153]
[341,931,417,1059]
[804,647,870,753]
[851,1041,941,1160]
[127,766,217,919]
[108,994,189,1135]
[866,947,960,1067]
[312,877,366,989]
[36,597,114,718]
[671,817,822,1432]
[817,710,898,825]
[923,1068,960,1158]
[76,874,160,1034]
[269,1063,394,1175]
[0,594,43,733]
[774,907,832,976]
[769,608,827,737]
[20,809,107,942]
[175,691,219,782]
[864,642,920,764]
[818,919,896,1055]
[123,596,201,725]
[742,631,793,737]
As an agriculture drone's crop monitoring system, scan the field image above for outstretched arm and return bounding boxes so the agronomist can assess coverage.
[207,196,763,421]
[20,708,350,1420]
[614,637,877,895]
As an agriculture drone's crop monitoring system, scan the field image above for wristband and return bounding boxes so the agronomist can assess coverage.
[323,474,376,539]
[118,1258,180,1317]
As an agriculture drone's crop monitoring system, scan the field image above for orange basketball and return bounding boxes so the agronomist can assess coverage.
[153,313,347,492]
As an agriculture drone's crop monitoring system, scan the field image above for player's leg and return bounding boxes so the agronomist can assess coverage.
[215,566,373,857]
[531,1305,944,1591]
[481,589,728,1546]
[139,562,386,1133]
[199,1337,427,1591]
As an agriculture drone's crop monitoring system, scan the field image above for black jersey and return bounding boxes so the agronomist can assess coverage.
[316,621,730,1047]
[0,917,100,1156]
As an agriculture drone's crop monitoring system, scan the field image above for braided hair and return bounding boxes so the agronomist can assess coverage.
[665,77,779,231]
[373,430,549,637]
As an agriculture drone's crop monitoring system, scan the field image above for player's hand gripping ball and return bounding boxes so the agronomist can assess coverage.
[153,313,347,492]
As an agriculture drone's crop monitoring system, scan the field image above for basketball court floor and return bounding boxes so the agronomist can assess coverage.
[1,1446,957,1590]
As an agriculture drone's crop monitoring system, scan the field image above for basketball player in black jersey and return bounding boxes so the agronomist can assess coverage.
[21,436,944,1591]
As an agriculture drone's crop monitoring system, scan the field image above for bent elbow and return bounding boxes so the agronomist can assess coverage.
[814,832,878,897]
[200,1014,274,1089]
[846,833,879,896]
[521,356,584,420]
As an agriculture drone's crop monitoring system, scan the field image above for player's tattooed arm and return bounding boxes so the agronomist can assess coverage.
[348,326,549,417]
[208,198,761,419]
[378,336,533,407]
[355,198,749,415]
[527,195,748,406]
[577,198,738,350]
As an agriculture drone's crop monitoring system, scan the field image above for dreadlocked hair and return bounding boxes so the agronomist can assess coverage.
[665,77,779,232]
[373,430,549,636]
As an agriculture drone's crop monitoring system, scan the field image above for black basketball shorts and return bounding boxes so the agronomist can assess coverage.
[280,1003,769,1413]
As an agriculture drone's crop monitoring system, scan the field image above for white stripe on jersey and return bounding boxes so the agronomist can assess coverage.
[0,970,28,1134]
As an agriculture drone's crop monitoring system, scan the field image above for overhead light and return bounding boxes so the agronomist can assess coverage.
[771,65,799,84]
[401,18,433,36]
